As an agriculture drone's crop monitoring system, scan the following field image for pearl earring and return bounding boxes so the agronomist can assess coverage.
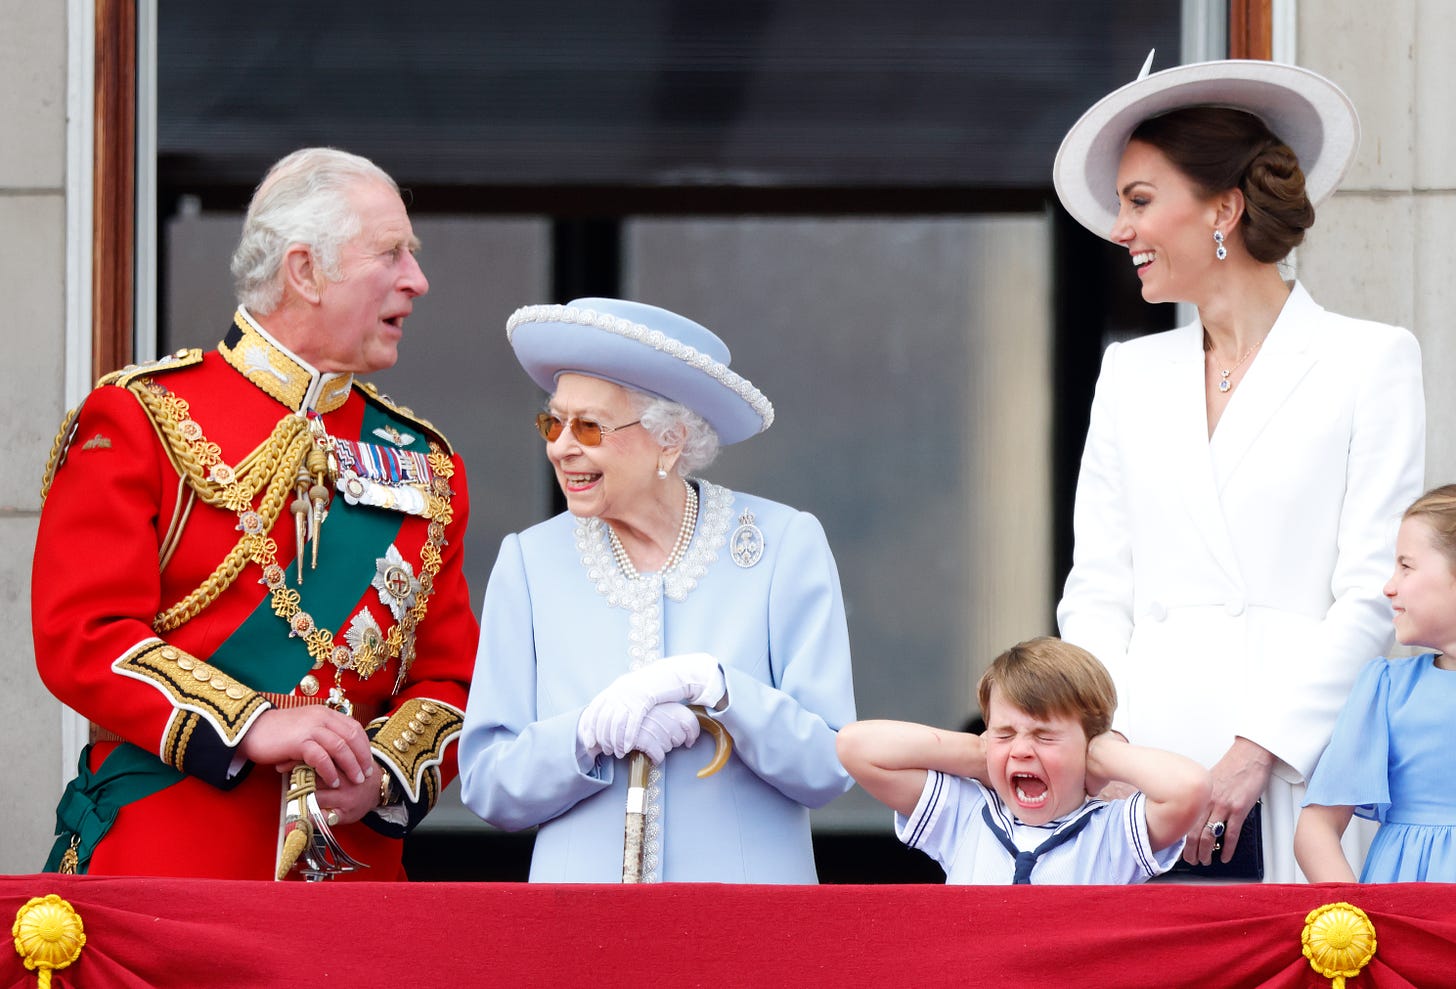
[1214,229,1227,261]
[656,466,668,480]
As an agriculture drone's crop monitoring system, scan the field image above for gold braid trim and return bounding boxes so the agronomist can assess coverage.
[163,711,204,769]
[369,698,463,804]
[152,447,304,632]
[415,765,439,811]
[39,406,81,503]
[128,373,458,714]
[132,378,310,509]
[136,376,457,709]
[114,640,268,747]
[131,378,315,632]
[41,350,206,503]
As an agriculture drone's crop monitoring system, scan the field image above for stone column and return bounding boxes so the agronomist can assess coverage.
[0,0,70,872]
[1296,1,1453,483]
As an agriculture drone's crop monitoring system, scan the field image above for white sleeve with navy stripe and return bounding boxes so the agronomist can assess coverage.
[893,772,1184,884]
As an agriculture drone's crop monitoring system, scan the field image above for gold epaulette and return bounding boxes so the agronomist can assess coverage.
[40,350,207,501]
[98,348,207,388]
[357,381,454,457]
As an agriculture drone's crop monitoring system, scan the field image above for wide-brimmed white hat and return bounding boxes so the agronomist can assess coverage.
[506,297,773,445]
[1053,53,1360,240]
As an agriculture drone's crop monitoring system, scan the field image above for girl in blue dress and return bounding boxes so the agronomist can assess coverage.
[1296,484,1456,882]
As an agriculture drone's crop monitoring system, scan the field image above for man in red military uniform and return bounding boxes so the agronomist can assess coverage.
[33,147,478,880]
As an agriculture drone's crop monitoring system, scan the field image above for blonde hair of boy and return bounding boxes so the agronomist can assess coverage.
[977,636,1116,741]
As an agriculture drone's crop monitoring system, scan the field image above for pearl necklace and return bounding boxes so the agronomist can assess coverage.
[1205,333,1262,394]
[608,480,699,580]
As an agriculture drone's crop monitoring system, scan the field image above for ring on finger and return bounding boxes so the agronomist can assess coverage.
[1204,820,1226,839]
[325,809,340,827]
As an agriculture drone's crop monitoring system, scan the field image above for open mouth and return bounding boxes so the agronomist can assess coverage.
[1011,772,1049,807]
[562,471,601,492]
[1131,251,1156,270]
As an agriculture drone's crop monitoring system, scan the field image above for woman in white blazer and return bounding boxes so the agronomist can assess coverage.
[1052,57,1425,882]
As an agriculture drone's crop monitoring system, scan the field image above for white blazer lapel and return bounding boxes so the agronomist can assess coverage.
[1153,323,1244,583]
[1208,283,1320,489]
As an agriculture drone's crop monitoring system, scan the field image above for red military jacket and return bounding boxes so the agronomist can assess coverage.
[33,310,478,879]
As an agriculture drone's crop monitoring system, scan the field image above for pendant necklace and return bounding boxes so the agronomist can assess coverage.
[1205,332,1261,394]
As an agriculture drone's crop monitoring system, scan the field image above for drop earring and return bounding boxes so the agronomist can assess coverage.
[656,465,668,480]
[1214,229,1227,261]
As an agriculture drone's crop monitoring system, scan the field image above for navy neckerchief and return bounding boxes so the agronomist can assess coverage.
[981,799,1105,884]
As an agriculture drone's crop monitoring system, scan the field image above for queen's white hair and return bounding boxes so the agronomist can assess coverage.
[628,391,721,476]
[230,147,397,314]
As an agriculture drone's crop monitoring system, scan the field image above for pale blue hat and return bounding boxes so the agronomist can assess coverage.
[506,297,774,445]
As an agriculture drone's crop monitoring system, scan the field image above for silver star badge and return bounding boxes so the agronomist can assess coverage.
[371,545,420,621]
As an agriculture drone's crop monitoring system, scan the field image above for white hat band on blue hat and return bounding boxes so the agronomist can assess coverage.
[507,299,774,446]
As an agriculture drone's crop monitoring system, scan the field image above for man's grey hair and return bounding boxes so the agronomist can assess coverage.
[230,147,398,314]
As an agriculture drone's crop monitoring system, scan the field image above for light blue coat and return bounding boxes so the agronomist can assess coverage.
[459,481,857,882]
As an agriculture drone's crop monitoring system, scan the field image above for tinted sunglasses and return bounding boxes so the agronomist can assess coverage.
[535,412,642,447]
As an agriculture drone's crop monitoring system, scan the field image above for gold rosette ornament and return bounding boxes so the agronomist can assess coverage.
[12,894,86,988]
[1302,901,1377,988]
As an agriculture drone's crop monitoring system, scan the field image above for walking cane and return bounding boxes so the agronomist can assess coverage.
[622,707,732,883]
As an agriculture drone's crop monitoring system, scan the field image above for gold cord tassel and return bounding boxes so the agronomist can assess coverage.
[291,465,311,583]
[277,765,317,880]
[306,444,331,570]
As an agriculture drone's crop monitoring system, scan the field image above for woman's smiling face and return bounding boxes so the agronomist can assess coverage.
[543,373,661,525]
[982,685,1090,826]
[1110,139,1224,306]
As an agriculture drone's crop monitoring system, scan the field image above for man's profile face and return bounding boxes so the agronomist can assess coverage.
[312,178,429,374]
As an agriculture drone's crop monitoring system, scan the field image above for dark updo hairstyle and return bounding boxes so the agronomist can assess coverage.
[1131,106,1315,263]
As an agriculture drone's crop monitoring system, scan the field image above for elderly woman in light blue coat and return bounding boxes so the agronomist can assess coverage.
[458,298,857,882]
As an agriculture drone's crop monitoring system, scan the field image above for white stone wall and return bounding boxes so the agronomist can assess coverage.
[0,0,69,874]
[1297,0,1454,485]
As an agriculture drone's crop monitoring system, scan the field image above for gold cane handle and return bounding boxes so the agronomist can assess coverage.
[691,707,732,778]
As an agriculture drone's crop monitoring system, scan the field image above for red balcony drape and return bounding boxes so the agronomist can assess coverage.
[5,875,1455,987]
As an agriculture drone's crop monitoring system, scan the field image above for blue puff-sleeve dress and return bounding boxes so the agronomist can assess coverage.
[1303,654,1456,882]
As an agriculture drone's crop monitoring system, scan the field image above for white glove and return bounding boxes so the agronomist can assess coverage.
[622,702,702,762]
[577,653,726,759]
